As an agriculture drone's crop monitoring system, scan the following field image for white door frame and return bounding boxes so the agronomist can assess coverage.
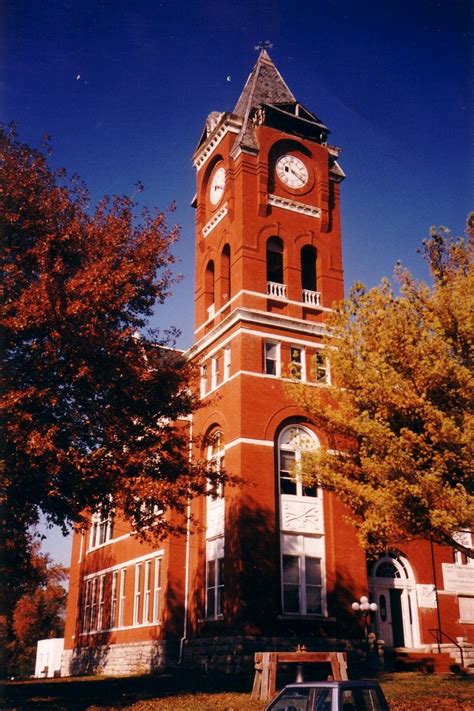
[369,556,421,649]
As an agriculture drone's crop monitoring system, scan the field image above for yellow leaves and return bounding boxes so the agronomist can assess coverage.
[292,226,474,553]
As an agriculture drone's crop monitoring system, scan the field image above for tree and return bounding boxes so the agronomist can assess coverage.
[6,543,67,677]
[1,126,220,603]
[292,223,474,558]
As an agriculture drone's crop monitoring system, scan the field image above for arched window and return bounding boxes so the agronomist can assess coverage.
[301,245,317,292]
[205,260,215,317]
[278,425,318,497]
[277,425,324,617]
[266,236,284,285]
[221,244,231,304]
[205,429,225,619]
[207,430,225,499]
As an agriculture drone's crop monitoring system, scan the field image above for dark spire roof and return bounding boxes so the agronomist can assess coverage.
[231,50,330,154]
[233,49,296,118]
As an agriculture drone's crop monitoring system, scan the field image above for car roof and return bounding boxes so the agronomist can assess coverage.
[282,680,381,689]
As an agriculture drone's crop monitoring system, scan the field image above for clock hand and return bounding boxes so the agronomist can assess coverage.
[289,166,305,181]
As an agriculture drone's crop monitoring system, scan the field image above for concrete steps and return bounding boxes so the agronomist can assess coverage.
[394,641,474,674]
[394,649,454,674]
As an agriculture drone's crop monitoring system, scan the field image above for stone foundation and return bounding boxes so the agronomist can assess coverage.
[61,640,178,677]
[61,636,364,677]
[179,635,362,674]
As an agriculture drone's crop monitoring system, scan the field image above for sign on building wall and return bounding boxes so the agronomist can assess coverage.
[416,584,437,608]
[442,564,474,594]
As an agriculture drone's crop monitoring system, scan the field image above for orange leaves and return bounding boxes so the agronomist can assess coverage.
[1,126,201,549]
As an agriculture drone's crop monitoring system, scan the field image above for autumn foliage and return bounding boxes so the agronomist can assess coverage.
[293,224,474,558]
[7,543,67,677]
[0,126,219,572]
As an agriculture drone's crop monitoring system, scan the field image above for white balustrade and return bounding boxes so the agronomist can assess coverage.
[302,289,321,307]
[267,282,287,299]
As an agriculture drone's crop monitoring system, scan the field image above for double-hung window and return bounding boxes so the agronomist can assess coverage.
[315,351,329,384]
[281,532,324,616]
[290,347,304,380]
[206,537,224,618]
[264,341,279,376]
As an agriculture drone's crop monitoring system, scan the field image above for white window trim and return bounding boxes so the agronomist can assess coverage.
[278,425,321,499]
[110,571,118,629]
[153,557,162,623]
[280,534,327,617]
[118,568,126,628]
[97,574,105,631]
[133,563,142,626]
[289,345,306,381]
[211,356,218,389]
[143,560,152,624]
[205,536,225,620]
[264,341,281,376]
[223,346,231,381]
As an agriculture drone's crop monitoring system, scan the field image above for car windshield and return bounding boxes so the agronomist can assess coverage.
[268,687,332,711]
[268,687,311,711]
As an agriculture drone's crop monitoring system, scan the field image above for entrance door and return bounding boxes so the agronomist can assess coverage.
[370,556,420,649]
[376,588,404,646]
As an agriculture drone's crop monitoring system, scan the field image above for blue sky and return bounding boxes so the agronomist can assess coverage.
[3,0,472,565]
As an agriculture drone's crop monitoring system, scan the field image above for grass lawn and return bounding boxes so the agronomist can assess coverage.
[3,672,473,710]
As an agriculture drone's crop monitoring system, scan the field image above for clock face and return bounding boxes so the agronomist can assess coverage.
[209,166,226,205]
[276,154,309,189]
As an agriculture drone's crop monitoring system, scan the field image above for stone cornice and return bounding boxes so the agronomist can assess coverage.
[193,116,242,171]
[188,306,327,359]
[268,194,321,218]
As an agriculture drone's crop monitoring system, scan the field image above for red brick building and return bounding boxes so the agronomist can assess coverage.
[62,51,473,676]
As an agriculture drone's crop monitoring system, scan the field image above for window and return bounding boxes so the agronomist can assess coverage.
[89,507,114,550]
[97,574,106,631]
[82,579,92,633]
[143,560,152,623]
[200,363,208,397]
[281,534,324,615]
[133,563,142,625]
[153,558,162,622]
[90,577,98,631]
[264,341,279,376]
[207,431,225,499]
[315,351,329,384]
[453,531,473,566]
[205,260,215,317]
[266,236,284,284]
[221,244,231,304]
[206,537,224,618]
[211,356,219,389]
[290,346,304,380]
[118,568,127,627]
[301,244,317,292]
[282,554,323,615]
[223,346,231,381]
[278,425,318,498]
[110,571,118,628]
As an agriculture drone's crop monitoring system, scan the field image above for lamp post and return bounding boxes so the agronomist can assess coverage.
[352,596,378,639]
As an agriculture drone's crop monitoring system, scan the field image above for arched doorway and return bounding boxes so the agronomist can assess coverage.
[369,556,420,648]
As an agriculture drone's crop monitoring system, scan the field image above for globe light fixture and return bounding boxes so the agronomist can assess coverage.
[351,595,378,638]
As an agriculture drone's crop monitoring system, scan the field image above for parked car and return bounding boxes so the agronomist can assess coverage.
[265,680,390,711]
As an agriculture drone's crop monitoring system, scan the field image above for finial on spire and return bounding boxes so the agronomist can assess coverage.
[255,40,273,51]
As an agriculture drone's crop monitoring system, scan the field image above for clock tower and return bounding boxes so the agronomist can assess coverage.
[62,49,472,680]
[187,50,367,643]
